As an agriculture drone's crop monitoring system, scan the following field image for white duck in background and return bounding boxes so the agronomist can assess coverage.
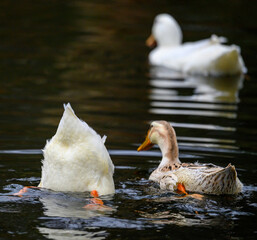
[38,103,115,196]
[146,14,247,76]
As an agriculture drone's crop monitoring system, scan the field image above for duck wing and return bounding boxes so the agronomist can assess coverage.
[175,163,243,195]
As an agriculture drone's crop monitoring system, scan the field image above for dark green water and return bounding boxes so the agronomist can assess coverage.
[0,0,257,239]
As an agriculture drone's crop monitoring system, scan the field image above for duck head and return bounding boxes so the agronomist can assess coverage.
[146,14,183,48]
[138,121,180,165]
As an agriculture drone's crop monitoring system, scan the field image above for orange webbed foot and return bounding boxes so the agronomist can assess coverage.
[176,183,204,200]
[83,190,113,211]
[189,193,204,200]
[89,190,104,205]
[13,186,39,197]
[176,183,188,195]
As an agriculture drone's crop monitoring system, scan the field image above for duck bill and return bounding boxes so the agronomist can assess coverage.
[146,34,157,48]
[137,131,154,151]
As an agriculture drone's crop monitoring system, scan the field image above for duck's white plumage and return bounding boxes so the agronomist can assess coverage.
[148,14,247,76]
[38,103,115,195]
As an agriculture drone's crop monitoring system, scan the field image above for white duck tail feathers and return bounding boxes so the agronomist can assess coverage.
[39,103,115,195]
[102,135,107,144]
[182,45,247,76]
[210,34,227,44]
[212,46,247,75]
[55,103,98,145]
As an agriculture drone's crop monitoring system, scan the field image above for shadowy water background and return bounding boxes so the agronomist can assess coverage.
[0,0,257,239]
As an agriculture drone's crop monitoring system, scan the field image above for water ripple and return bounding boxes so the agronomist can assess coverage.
[171,122,235,131]
[150,108,236,119]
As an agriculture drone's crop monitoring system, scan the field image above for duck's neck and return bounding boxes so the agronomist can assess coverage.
[157,135,180,169]
[156,37,181,49]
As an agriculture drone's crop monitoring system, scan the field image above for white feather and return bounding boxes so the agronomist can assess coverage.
[39,103,115,195]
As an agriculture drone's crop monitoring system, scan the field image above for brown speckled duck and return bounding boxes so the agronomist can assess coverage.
[137,121,243,195]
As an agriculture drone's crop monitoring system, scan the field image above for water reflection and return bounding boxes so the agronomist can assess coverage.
[135,191,253,229]
[38,228,106,240]
[137,209,223,227]
[149,67,244,119]
[38,191,114,239]
[40,192,115,219]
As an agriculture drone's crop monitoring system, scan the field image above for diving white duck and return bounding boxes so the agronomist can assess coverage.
[38,103,115,196]
[137,121,243,195]
[146,14,247,76]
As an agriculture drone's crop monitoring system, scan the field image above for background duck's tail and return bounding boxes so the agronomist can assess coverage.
[214,46,247,75]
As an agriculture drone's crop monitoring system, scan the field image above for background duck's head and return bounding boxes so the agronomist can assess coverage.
[147,14,183,48]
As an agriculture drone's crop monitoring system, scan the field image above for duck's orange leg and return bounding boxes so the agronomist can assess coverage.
[89,190,104,205]
[176,183,188,195]
[176,183,204,200]
[83,190,113,211]
[13,186,39,197]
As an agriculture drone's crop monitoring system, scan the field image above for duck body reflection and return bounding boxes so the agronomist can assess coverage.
[37,191,114,240]
[150,66,244,104]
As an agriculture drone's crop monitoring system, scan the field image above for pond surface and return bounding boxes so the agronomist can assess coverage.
[0,0,257,239]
